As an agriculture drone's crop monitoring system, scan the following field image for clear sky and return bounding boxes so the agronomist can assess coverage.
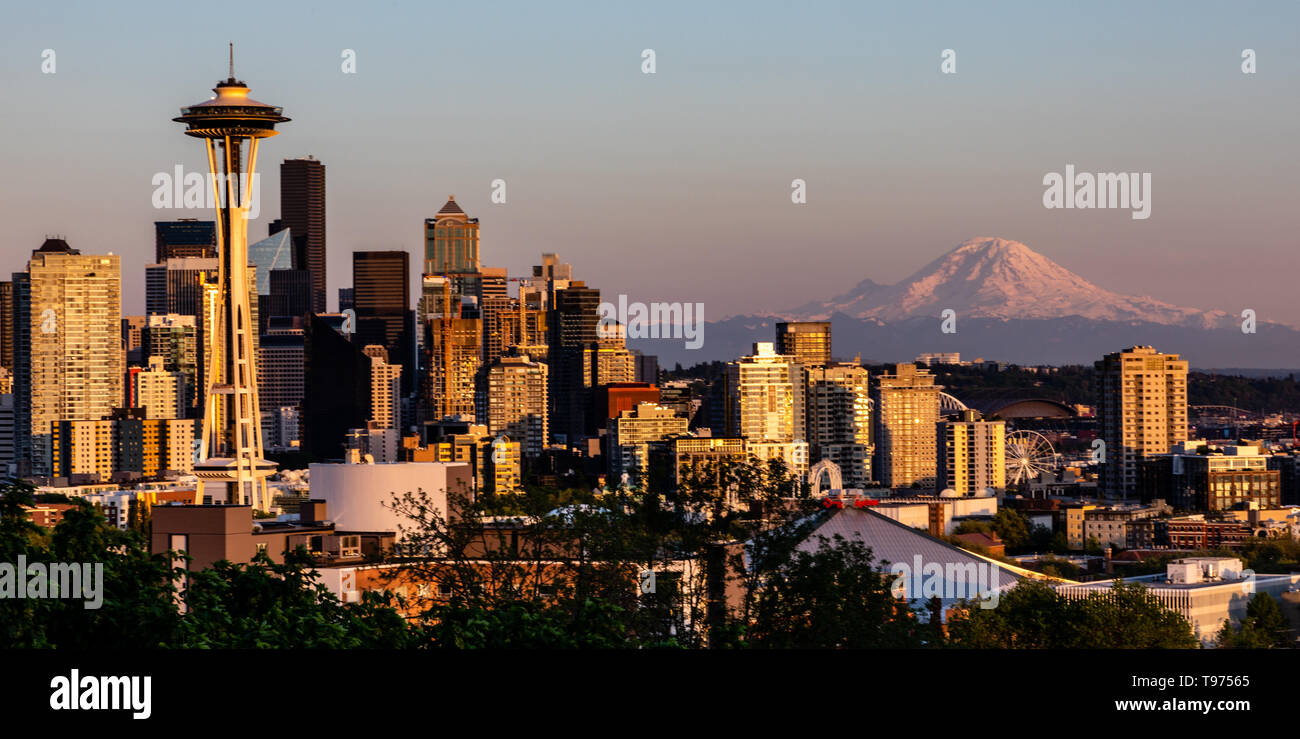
[2,1,1297,323]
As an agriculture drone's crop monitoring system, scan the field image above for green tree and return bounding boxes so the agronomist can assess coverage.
[1216,592,1291,649]
[177,548,415,648]
[948,580,1197,649]
[744,534,926,648]
[991,509,1031,550]
[946,580,1065,648]
[1,480,183,648]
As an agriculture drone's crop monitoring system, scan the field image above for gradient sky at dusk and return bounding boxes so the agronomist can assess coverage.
[2,1,1297,323]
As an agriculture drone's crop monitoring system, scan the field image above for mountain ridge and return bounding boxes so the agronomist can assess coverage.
[785,237,1232,330]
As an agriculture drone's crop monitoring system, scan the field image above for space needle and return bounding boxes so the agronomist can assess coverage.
[173,46,287,510]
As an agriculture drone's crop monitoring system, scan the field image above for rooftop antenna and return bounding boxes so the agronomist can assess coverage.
[228,42,234,79]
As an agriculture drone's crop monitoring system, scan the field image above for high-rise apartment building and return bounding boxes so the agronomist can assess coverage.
[1096,345,1189,497]
[871,363,940,489]
[52,416,195,480]
[486,353,549,459]
[725,342,800,443]
[608,402,689,485]
[937,409,1006,496]
[775,321,831,367]
[363,345,402,430]
[805,363,872,489]
[198,279,222,431]
[50,418,114,481]
[142,314,198,412]
[585,337,636,386]
[0,280,13,372]
[134,356,186,420]
[279,157,327,313]
[13,239,122,476]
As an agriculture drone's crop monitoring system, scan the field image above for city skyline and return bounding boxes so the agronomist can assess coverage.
[2,1,1297,325]
[7,1,1300,703]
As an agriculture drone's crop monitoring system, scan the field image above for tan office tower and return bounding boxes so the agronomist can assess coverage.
[424,196,480,276]
[13,239,122,476]
[871,363,940,489]
[805,363,872,488]
[937,409,1006,496]
[725,342,799,442]
[775,321,831,367]
[1096,345,1188,498]
[424,314,481,421]
[486,353,549,459]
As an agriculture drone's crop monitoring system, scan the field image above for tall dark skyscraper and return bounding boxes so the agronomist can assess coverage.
[154,220,216,262]
[279,157,326,312]
[302,313,370,460]
[549,282,601,445]
[353,251,413,393]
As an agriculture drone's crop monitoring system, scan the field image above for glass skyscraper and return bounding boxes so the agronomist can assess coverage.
[249,228,293,296]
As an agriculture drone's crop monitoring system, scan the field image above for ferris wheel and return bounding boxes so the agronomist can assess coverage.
[1005,430,1058,485]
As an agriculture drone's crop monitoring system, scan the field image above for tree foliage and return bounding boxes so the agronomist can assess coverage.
[947,580,1199,649]
[1216,592,1291,649]
[743,535,927,648]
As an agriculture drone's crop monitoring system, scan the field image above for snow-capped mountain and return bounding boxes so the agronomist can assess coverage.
[633,237,1299,368]
[788,237,1229,329]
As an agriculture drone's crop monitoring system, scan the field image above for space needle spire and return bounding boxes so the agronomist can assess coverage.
[173,54,289,510]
